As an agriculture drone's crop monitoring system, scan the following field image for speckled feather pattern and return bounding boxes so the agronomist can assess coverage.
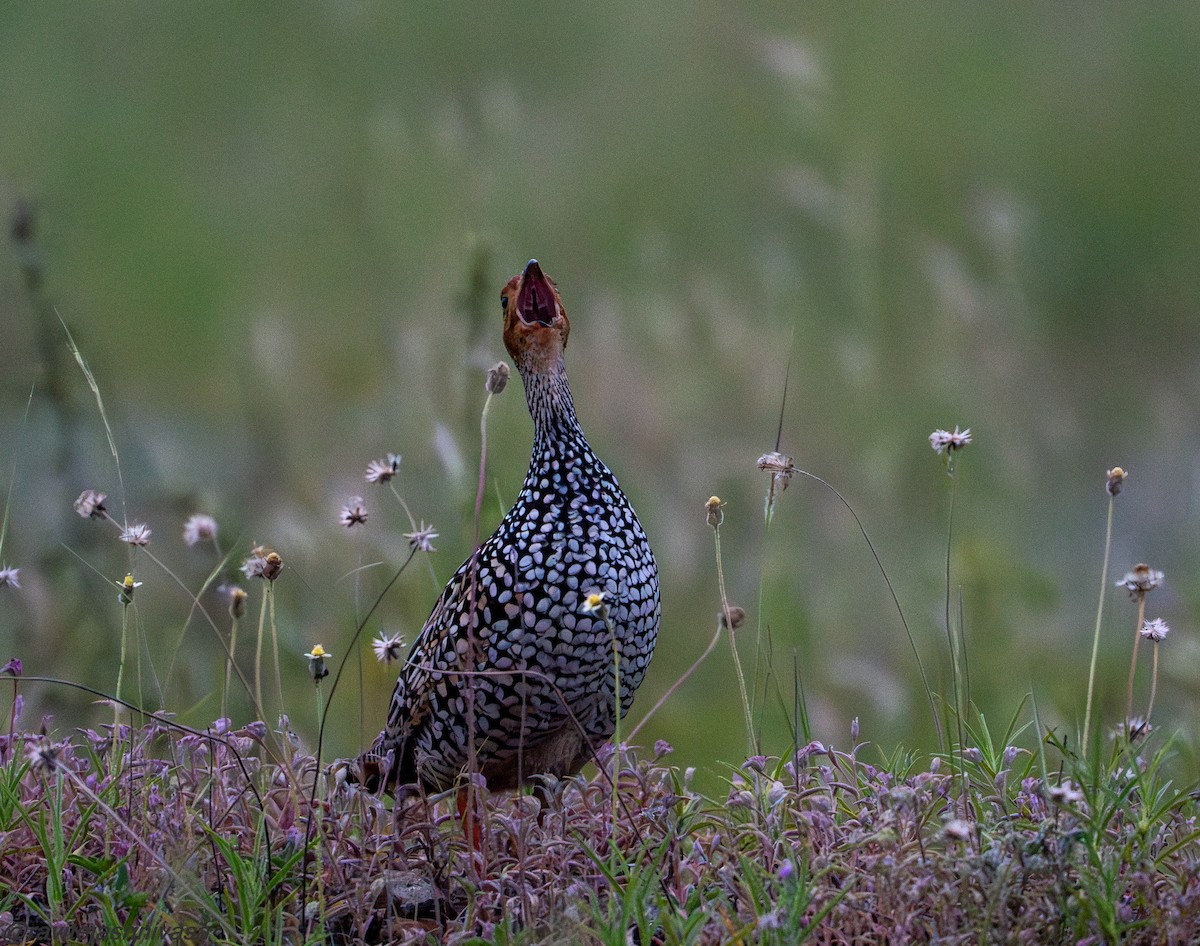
[365,365,660,794]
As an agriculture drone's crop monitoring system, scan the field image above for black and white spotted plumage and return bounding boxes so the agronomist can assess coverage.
[354,260,660,796]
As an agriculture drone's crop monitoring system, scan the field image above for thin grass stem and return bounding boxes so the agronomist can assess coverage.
[1082,494,1115,758]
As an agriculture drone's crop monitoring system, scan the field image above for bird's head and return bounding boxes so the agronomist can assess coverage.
[502,260,570,373]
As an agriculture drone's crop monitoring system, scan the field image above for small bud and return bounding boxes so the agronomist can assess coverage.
[718,605,746,630]
[486,361,511,395]
[1105,467,1126,497]
[228,587,248,619]
[705,496,724,528]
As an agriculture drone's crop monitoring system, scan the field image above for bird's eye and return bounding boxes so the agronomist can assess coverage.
[499,294,508,312]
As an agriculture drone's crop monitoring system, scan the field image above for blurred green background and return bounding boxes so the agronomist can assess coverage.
[1,3,1198,784]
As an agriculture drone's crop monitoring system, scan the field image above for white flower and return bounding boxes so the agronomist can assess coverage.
[183,514,218,546]
[365,454,401,484]
[119,523,152,546]
[929,426,972,455]
[1139,618,1169,642]
[372,633,405,664]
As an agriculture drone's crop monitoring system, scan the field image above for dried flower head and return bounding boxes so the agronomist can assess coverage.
[718,605,746,630]
[1105,467,1127,497]
[183,514,218,546]
[486,361,511,395]
[241,547,283,581]
[942,818,973,843]
[1116,564,1164,597]
[757,451,796,484]
[119,523,152,547]
[0,566,20,589]
[365,454,401,484]
[305,644,331,681]
[1140,618,1169,642]
[404,523,438,553]
[705,496,724,528]
[929,426,972,455]
[73,489,108,520]
[340,497,368,528]
[115,573,143,604]
[372,632,405,664]
[26,738,61,777]
[581,590,609,617]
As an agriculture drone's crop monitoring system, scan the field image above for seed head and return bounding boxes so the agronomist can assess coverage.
[183,514,218,546]
[305,644,331,681]
[929,426,972,455]
[1139,618,1169,642]
[339,497,368,528]
[1105,467,1127,497]
[705,496,724,528]
[119,523,152,547]
[403,523,438,553]
[73,489,108,520]
[372,632,405,664]
[365,454,401,484]
[115,573,143,604]
[0,566,20,589]
[1116,564,1164,597]
[486,361,511,395]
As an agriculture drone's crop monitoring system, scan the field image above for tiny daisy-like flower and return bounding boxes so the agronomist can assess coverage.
[183,514,218,546]
[1140,618,1169,642]
[0,566,20,589]
[74,489,108,520]
[119,523,152,546]
[241,547,283,581]
[581,590,608,617]
[372,632,405,664]
[26,738,61,777]
[404,522,438,553]
[339,497,368,528]
[1105,467,1127,497]
[365,454,401,484]
[305,644,331,681]
[1116,564,1164,597]
[705,495,724,528]
[486,361,511,395]
[929,426,972,455]
[115,573,143,604]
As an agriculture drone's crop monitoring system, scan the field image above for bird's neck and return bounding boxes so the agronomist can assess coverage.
[520,361,588,458]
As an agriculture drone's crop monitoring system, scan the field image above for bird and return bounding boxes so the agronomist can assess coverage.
[350,259,660,799]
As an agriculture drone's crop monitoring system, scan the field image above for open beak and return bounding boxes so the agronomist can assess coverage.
[517,259,557,326]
